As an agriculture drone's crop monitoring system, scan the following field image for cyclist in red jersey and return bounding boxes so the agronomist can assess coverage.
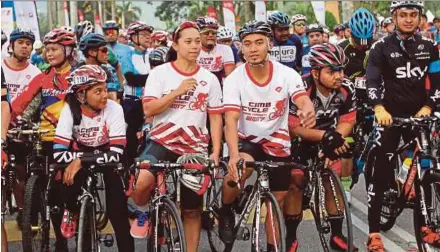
[11,28,76,252]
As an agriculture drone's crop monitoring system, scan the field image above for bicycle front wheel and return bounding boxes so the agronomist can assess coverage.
[22,175,50,252]
[311,169,354,252]
[147,197,186,252]
[77,196,98,252]
[251,191,286,252]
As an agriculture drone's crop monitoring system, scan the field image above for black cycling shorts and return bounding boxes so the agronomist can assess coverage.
[239,140,291,192]
[139,140,203,210]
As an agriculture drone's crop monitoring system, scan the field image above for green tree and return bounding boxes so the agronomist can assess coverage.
[116,1,141,28]
[325,11,337,31]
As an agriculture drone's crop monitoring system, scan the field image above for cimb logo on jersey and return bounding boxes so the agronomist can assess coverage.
[395,62,427,79]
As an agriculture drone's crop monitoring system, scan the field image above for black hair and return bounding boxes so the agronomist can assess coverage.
[65,92,83,126]
[165,47,177,62]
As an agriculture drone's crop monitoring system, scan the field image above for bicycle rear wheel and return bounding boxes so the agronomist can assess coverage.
[22,175,50,252]
[311,169,354,252]
[77,196,98,252]
[414,170,440,252]
[251,191,286,252]
[147,197,186,252]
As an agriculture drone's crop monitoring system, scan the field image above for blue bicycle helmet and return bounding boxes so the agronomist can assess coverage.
[267,11,290,28]
[349,8,376,44]
[9,28,35,44]
[79,33,108,55]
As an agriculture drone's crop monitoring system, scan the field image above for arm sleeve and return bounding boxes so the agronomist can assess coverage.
[143,67,164,103]
[207,75,223,114]
[366,41,384,106]
[288,99,301,129]
[222,46,235,66]
[124,72,148,87]
[426,42,440,109]
[339,80,357,123]
[222,73,241,112]
[287,69,307,102]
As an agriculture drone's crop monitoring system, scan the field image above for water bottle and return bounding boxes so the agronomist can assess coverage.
[420,158,431,169]
[397,158,412,184]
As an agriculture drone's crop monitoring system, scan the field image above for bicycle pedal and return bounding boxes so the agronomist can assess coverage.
[99,234,114,247]
[322,224,331,234]
[241,227,250,241]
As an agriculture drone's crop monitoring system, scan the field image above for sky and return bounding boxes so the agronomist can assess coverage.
[35,1,166,29]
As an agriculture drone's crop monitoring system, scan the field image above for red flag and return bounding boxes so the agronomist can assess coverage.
[207,6,218,20]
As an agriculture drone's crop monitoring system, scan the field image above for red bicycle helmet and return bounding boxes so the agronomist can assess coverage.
[308,43,347,69]
[43,28,76,47]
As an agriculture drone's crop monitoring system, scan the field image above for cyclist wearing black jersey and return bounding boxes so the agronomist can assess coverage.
[366,1,440,251]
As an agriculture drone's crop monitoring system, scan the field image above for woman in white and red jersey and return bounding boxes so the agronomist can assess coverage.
[130,21,223,252]
[53,65,134,251]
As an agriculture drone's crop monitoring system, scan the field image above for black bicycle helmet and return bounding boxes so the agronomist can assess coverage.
[149,47,169,67]
[79,33,108,55]
[103,20,120,31]
[9,28,35,44]
[238,20,271,41]
[306,24,324,35]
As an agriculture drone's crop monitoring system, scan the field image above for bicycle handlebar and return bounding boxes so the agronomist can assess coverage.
[50,162,123,172]
[8,128,53,135]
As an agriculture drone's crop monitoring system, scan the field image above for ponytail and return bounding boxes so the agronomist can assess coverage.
[166,46,178,62]
[65,93,82,126]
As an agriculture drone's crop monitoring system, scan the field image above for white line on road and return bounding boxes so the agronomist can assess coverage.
[351,196,416,243]
[351,214,406,252]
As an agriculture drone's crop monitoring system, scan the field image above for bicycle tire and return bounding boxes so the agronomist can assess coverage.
[312,169,354,252]
[147,197,186,252]
[251,191,286,252]
[77,196,98,252]
[414,170,440,252]
[22,175,50,252]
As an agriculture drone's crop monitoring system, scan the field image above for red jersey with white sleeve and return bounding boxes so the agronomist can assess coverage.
[196,44,235,83]
[143,62,223,155]
[53,100,126,164]
[223,60,306,157]
[2,59,41,102]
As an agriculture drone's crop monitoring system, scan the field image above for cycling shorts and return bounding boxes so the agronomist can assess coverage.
[238,139,291,191]
[138,139,203,210]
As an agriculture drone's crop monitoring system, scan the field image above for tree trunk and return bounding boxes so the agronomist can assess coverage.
[111,1,116,21]
[69,1,78,27]
[102,1,106,21]
[244,1,252,22]
[48,1,54,30]
[121,1,126,29]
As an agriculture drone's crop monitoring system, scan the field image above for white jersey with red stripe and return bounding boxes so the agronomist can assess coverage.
[54,100,126,153]
[197,44,235,81]
[143,62,223,155]
[223,60,306,157]
[2,59,41,102]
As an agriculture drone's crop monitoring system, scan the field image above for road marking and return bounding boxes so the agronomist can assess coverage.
[351,214,406,252]
[351,196,416,243]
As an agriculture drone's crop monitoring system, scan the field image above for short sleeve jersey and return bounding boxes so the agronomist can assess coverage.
[289,74,357,130]
[223,60,306,157]
[54,100,126,153]
[2,59,41,102]
[123,48,151,97]
[143,62,223,155]
[197,44,235,83]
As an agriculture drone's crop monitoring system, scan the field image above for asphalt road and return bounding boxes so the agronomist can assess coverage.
[4,175,439,251]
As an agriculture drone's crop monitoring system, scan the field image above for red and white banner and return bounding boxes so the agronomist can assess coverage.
[94,13,103,35]
[222,1,236,34]
[207,6,218,20]
[13,1,40,41]
[255,0,266,22]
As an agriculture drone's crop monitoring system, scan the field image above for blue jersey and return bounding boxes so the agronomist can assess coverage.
[231,44,240,63]
[109,42,132,74]
[123,48,150,98]
[269,34,303,70]
[300,34,309,48]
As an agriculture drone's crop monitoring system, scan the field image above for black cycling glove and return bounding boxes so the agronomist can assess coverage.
[322,130,345,160]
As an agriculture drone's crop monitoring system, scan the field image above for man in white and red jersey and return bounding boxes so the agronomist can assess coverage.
[2,28,41,228]
[196,16,236,84]
[219,20,316,250]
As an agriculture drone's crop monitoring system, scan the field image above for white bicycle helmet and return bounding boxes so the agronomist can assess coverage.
[60,25,74,33]
[33,40,43,50]
[217,26,233,41]
[290,14,307,25]
[176,153,212,196]
[390,1,424,13]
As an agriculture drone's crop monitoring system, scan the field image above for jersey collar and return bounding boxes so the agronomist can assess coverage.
[245,60,273,87]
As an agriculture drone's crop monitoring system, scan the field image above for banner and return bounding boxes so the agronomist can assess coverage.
[1,7,14,56]
[13,1,40,41]
[311,1,326,26]
[94,12,103,35]
[64,0,69,27]
[255,0,266,22]
[207,6,218,20]
[222,1,236,33]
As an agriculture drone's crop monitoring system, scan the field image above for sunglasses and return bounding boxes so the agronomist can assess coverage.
[173,21,199,42]
[201,30,217,36]
[98,47,108,53]
[294,23,306,27]
[104,30,118,35]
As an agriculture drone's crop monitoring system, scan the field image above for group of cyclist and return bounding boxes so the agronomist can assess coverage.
[1,0,440,251]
